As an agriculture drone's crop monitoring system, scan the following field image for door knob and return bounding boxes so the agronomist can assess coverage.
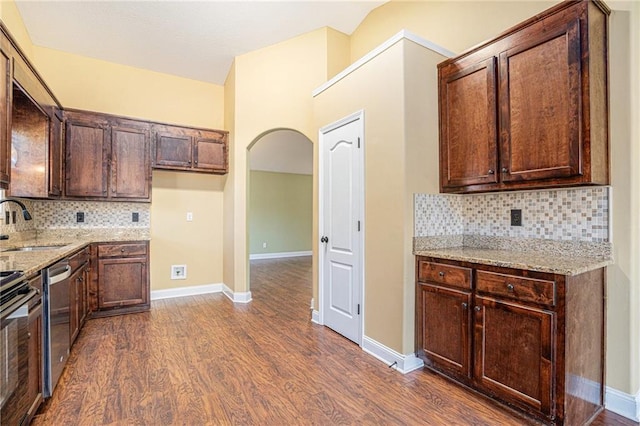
[321,236,329,243]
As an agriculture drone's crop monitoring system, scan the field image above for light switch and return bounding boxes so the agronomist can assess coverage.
[186,212,193,222]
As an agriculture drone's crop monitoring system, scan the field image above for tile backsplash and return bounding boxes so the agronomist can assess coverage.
[415,187,610,243]
[0,199,150,236]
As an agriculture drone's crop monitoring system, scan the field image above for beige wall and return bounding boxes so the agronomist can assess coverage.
[224,27,346,295]
[313,39,444,353]
[0,0,34,60]
[248,171,312,255]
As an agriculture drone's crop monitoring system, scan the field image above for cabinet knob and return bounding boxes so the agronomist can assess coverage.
[461,302,468,309]
[488,169,495,175]
[438,271,445,277]
[474,306,481,312]
[121,248,125,253]
[501,167,509,173]
[507,284,514,291]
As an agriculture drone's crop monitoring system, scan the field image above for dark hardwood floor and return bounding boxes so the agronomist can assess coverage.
[34,257,637,425]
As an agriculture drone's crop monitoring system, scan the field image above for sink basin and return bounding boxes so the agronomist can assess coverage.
[1,244,68,253]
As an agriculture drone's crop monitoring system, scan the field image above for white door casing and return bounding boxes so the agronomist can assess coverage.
[319,110,364,345]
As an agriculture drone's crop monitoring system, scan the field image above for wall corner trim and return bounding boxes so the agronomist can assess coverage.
[312,29,455,98]
[150,283,224,300]
[362,336,424,374]
[223,285,253,304]
[311,309,320,324]
[605,386,640,422]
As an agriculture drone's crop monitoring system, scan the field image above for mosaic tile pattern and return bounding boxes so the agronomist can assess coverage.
[414,187,610,243]
[414,194,464,236]
[0,199,150,237]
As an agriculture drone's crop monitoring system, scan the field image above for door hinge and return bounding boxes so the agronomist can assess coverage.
[357,304,360,315]
[357,220,360,232]
[357,137,360,148]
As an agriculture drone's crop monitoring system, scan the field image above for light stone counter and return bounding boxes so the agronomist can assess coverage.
[0,228,150,278]
[414,235,613,276]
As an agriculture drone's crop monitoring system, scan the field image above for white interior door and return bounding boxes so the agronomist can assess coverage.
[319,111,363,344]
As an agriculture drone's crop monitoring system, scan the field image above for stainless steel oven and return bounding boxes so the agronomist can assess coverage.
[0,270,39,425]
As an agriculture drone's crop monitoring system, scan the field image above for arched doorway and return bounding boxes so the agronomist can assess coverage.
[247,129,313,302]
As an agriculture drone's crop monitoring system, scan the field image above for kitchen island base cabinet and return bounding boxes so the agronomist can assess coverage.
[416,257,605,425]
[91,241,150,317]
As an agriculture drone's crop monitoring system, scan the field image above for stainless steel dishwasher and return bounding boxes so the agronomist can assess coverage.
[43,259,71,398]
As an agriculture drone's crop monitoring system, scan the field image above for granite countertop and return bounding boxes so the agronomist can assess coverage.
[413,235,613,276]
[414,246,612,276]
[0,228,150,278]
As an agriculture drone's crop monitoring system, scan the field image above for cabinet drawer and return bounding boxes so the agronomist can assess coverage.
[98,242,147,258]
[69,246,89,272]
[476,271,556,306]
[418,261,472,290]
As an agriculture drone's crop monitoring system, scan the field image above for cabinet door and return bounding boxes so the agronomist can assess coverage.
[154,132,192,168]
[439,57,499,191]
[499,19,582,183]
[194,135,227,172]
[48,109,63,197]
[27,299,43,420]
[65,117,109,197]
[98,256,148,310]
[473,296,554,417]
[0,44,10,188]
[111,124,151,199]
[69,267,82,344]
[417,282,472,379]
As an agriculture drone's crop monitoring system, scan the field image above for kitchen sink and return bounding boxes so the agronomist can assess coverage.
[1,244,68,253]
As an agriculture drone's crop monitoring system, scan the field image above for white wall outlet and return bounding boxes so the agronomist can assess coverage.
[171,265,187,280]
[262,242,267,248]
[186,212,193,222]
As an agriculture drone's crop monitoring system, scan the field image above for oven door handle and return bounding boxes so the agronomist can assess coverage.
[0,287,38,321]
[49,265,71,285]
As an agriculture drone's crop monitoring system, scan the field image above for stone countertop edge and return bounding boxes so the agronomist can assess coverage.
[1,228,150,278]
[414,247,613,276]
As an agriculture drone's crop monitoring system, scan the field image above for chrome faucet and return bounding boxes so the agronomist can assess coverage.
[0,198,33,240]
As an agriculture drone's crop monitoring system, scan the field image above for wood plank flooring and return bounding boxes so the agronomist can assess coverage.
[34,257,637,425]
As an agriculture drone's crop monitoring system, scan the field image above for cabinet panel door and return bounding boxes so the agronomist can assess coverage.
[154,132,192,168]
[27,300,43,419]
[48,109,63,197]
[98,256,148,309]
[417,283,472,379]
[0,45,10,188]
[65,119,109,197]
[194,137,226,172]
[69,267,82,344]
[474,296,554,417]
[500,19,582,183]
[440,57,499,190]
[111,125,150,199]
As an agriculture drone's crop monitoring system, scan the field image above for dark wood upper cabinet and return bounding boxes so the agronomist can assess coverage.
[152,123,228,174]
[65,112,110,198]
[64,110,151,201]
[438,0,609,193]
[0,41,10,189]
[48,108,63,197]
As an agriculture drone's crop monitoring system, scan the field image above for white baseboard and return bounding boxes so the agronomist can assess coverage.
[605,386,640,422]
[249,250,312,260]
[311,309,320,324]
[150,283,252,304]
[223,285,252,303]
[362,336,424,374]
[151,283,224,300]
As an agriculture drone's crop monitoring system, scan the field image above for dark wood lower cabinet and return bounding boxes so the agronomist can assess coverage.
[416,256,605,425]
[26,289,43,424]
[90,241,150,317]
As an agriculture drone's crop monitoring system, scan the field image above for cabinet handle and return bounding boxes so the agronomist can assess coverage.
[474,306,481,312]
[501,167,509,173]
[438,271,445,277]
[461,302,468,309]
[488,169,495,175]
[507,284,514,291]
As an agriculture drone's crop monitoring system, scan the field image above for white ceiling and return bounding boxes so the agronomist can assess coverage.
[15,0,385,85]
[249,130,312,175]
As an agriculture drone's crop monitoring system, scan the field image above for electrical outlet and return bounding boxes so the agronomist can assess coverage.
[186,212,193,222]
[510,209,522,226]
[132,212,139,222]
[171,265,187,280]
[76,212,85,223]
[262,242,267,248]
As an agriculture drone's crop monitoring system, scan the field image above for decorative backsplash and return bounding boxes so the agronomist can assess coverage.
[0,199,150,236]
[415,187,610,243]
